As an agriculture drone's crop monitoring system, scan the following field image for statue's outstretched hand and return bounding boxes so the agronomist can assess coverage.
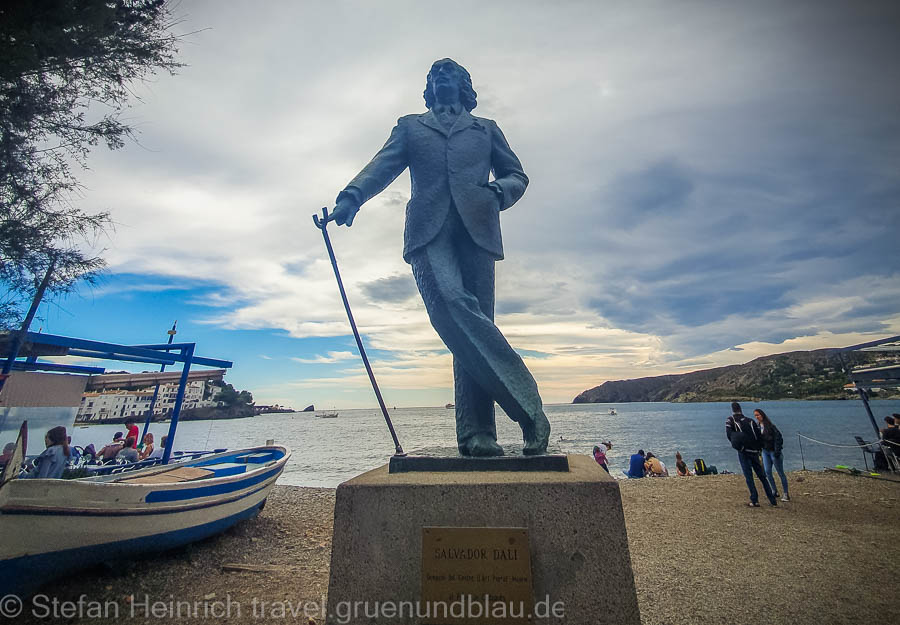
[331,198,360,226]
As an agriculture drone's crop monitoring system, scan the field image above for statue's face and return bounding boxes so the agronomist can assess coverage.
[431,59,461,102]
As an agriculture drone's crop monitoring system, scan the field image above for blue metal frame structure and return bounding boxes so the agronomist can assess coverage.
[11,361,106,374]
[4,331,232,465]
[141,321,178,442]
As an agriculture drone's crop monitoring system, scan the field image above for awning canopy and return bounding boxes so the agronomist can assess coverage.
[85,369,227,391]
[0,331,232,374]
[838,335,900,390]
[837,335,900,441]
[849,364,900,390]
[1,331,233,464]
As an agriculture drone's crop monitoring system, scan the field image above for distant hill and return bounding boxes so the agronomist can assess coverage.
[572,348,890,403]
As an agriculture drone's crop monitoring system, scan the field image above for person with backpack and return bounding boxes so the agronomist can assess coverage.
[754,408,790,502]
[726,402,777,507]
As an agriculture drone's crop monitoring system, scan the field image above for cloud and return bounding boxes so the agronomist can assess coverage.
[58,0,900,405]
[359,274,418,303]
[87,280,195,298]
[603,158,695,227]
[290,351,357,364]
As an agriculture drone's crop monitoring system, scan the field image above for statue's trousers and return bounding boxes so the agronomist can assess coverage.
[409,206,546,448]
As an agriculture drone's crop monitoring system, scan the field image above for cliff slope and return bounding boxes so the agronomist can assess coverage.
[573,349,885,403]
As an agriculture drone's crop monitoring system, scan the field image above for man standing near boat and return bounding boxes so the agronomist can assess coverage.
[726,402,777,507]
[124,419,139,448]
[328,58,550,456]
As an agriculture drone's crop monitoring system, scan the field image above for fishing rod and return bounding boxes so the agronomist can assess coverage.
[312,207,405,457]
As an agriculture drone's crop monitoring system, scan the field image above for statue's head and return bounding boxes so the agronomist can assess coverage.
[424,58,477,112]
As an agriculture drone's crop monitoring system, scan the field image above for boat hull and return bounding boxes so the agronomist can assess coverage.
[0,445,289,597]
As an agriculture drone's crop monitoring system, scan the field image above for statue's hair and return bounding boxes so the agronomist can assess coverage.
[423,58,477,112]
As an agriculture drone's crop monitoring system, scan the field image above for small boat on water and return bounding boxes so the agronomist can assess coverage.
[608,408,617,416]
[0,444,290,597]
[316,412,338,418]
[445,403,455,409]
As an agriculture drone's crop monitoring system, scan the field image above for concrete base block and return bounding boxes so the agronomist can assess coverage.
[325,454,640,624]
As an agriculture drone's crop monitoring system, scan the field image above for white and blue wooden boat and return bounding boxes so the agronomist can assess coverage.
[0,445,290,596]
[0,331,294,596]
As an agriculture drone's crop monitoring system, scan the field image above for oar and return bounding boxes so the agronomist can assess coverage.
[313,207,405,457]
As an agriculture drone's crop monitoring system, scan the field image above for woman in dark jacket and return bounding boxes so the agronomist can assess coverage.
[754,409,789,501]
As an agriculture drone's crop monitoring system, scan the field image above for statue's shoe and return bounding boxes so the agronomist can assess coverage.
[459,434,504,457]
[522,410,551,456]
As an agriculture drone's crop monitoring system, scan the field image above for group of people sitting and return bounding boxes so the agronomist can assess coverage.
[591,441,717,478]
[622,449,711,478]
[96,425,166,464]
[0,419,169,481]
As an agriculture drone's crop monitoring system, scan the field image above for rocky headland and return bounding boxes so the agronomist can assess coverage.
[573,348,889,403]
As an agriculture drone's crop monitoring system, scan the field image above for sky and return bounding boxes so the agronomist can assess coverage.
[38,0,900,409]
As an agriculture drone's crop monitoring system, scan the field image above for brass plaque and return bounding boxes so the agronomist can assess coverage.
[422,527,533,625]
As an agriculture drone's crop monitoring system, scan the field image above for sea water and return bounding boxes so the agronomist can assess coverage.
[69,400,900,487]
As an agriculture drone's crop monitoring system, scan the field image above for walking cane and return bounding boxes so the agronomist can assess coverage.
[313,207,405,457]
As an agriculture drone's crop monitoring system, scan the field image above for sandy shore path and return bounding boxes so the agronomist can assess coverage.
[12,471,900,624]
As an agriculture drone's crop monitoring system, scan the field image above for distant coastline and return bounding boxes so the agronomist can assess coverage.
[573,347,896,403]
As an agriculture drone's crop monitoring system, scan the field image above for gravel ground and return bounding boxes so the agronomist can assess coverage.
[620,471,900,625]
[12,471,900,624]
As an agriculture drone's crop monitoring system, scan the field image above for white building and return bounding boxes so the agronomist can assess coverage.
[152,379,217,414]
[78,390,155,421]
[77,380,220,421]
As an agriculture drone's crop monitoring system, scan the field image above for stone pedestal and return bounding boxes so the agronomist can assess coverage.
[325,454,640,624]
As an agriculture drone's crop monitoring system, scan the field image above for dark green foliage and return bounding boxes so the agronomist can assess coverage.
[731,353,874,400]
[574,349,888,403]
[212,381,254,408]
[0,0,183,328]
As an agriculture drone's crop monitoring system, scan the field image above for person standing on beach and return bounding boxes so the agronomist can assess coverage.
[124,419,139,448]
[754,408,790,502]
[726,402,777,507]
[593,441,612,473]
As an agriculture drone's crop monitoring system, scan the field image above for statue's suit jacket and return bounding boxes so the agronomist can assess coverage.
[338,109,528,262]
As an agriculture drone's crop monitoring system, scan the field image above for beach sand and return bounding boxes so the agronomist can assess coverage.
[13,471,899,624]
